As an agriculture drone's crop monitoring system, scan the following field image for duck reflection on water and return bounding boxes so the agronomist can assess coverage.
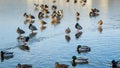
[18,45,30,52]
[98,26,103,34]
[65,35,71,43]
[75,31,83,40]
[40,26,47,31]
[29,32,37,38]
[34,3,39,11]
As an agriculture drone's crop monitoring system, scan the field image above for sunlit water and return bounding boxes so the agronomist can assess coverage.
[0,0,120,68]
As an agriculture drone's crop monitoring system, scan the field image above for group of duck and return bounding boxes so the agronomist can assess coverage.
[89,8,100,17]
[66,0,87,4]
[55,0,105,68]
[71,45,91,66]
[0,0,115,68]
[65,11,83,42]
[72,12,91,65]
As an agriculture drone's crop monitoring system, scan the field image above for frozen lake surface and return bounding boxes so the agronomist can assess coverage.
[0,0,120,68]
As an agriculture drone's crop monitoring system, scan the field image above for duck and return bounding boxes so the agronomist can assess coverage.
[98,20,103,26]
[23,13,29,20]
[65,27,71,34]
[21,36,30,44]
[94,8,99,12]
[17,27,25,37]
[80,0,87,3]
[44,4,49,8]
[72,56,88,64]
[52,5,57,11]
[34,3,39,11]
[53,0,56,3]
[44,14,49,18]
[17,36,30,45]
[55,62,69,68]
[0,51,13,60]
[40,20,47,26]
[34,3,39,8]
[76,12,80,17]
[74,0,77,3]
[75,23,82,31]
[16,63,32,68]
[77,45,91,52]
[58,10,63,17]
[29,24,37,33]
[42,9,49,18]
[66,0,69,2]
[111,60,120,68]
[38,12,44,19]
[51,16,60,25]
[28,14,35,21]
[44,9,50,15]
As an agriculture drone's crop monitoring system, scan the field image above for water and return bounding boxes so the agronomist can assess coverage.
[0,0,120,68]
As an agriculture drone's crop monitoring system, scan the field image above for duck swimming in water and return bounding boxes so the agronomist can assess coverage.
[72,56,88,64]
[16,63,32,68]
[0,51,14,61]
[55,62,69,68]
[111,60,120,68]
[77,45,91,52]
